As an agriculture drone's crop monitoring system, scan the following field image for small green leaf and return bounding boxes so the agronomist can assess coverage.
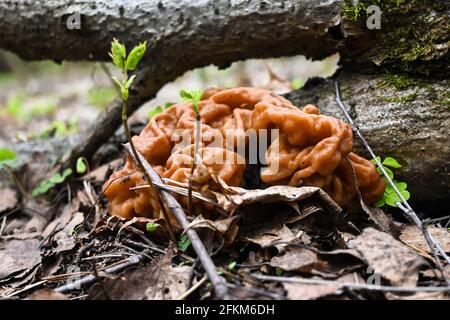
[62,168,73,179]
[387,180,407,193]
[178,234,191,252]
[180,89,203,115]
[374,195,386,208]
[126,41,147,71]
[382,157,402,168]
[164,102,174,109]
[125,75,136,89]
[376,166,394,180]
[228,261,237,270]
[385,190,410,207]
[32,181,54,197]
[370,156,382,165]
[148,106,163,119]
[275,267,284,276]
[49,173,64,184]
[0,147,16,162]
[146,222,160,233]
[76,157,88,174]
[0,147,19,170]
[395,181,407,191]
[291,79,304,90]
[32,168,72,197]
[111,76,123,89]
[110,38,126,69]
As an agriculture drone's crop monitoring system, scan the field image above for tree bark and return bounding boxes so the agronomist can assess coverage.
[0,0,448,202]
[285,72,450,204]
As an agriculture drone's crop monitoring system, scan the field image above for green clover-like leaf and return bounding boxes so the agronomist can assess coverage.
[148,106,163,119]
[0,147,19,170]
[146,222,160,233]
[374,194,387,208]
[32,168,72,197]
[178,234,191,252]
[126,41,147,71]
[76,157,88,174]
[49,173,65,184]
[376,166,394,180]
[0,147,16,162]
[370,156,382,165]
[228,261,237,270]
[382,156,402,169]
[385,190,410,207]
[395,181,407,191]
[275,267,284,276]
[386,180,407,193]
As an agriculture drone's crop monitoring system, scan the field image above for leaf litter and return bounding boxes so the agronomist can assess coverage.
[0,147,449,300]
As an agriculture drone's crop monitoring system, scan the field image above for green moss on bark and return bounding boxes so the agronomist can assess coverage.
[342,0,414,21]
[342,0,449,75]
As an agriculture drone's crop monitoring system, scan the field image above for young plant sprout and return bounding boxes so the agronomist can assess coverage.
[0,147,28,198]
[371,156,410,208]
[180,89,203,218]
[109,38,176,243]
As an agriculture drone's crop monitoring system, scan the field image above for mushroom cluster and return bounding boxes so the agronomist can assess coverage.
[103,87,385,220]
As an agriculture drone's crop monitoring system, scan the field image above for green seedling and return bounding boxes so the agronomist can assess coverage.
[371,156,410,208]
[32,168,72,197]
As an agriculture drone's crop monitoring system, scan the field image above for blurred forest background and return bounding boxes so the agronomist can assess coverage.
[0,50,338,146]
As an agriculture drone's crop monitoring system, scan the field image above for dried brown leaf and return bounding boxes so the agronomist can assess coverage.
[270,246,364,277]
[270,247,325,273]
[185,215,240,245]
[244,224,296,248]
[0,238,41,281]
[400,225,450,254]
[283,272,365,300]
[0,188,18,213]
[89,247,174,300]
[212,185,341,215]
[145,265,192,300]
[348,228,426,287]
[28,289,69,300]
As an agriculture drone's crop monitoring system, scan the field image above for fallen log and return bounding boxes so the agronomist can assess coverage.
[1,0,447,169]
[0,1,448,204]
[285,72,450,204]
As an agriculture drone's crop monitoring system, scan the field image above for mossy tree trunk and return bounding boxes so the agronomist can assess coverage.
[0,0,448,203]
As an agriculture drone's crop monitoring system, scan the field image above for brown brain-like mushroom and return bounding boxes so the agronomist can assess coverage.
[103,87,385,220]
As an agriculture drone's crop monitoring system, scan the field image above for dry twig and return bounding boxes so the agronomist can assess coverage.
[123,143,228,299]
[335,81,450,286]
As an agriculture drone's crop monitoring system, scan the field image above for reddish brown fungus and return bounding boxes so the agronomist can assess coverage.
[103,87,385,221]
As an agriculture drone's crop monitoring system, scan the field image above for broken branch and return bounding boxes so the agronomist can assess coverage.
[123,143,228,299]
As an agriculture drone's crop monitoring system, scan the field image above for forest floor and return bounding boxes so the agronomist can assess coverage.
[0,53,449,300]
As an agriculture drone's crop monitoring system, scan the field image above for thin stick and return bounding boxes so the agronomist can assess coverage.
[54,253,144,293]
[334,81,450,286]
[5,280,47,298]
[177,275,208,300]
[5,165,29,199]
[188,114,202,220]
[254,274,450,293]
[120,92,177,243]
[0,216,6,239]
[123,143,228,299]
[105,56,177,244]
